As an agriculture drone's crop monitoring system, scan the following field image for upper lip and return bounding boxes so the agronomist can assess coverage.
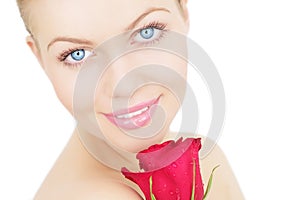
[104,95,161,118]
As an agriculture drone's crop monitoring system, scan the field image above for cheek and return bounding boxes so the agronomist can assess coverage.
[45,66,77,115]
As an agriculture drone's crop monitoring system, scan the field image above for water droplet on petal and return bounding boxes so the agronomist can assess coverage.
[163,184,167,188]
[169,191,174,195]
[172,163,177,168]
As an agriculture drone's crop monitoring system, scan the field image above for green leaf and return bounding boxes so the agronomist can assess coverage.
[203,165,220,200]
[190,160,196,200]
[149,176,157,200]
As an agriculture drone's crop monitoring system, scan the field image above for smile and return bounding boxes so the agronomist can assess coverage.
[104,96,161,130]
[115,106,149,119]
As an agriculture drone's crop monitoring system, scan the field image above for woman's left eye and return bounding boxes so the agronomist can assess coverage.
[140,27,155,39]
[132,25,166,45]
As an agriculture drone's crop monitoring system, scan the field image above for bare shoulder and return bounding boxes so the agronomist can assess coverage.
[200,137,245,200]
[35,178,143,200]
[72,179,143,200]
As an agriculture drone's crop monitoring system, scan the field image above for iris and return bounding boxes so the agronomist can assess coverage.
[71,49,85,61]
[140,27,155,39]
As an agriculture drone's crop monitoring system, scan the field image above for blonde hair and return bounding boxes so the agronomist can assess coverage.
[16,0,32,34]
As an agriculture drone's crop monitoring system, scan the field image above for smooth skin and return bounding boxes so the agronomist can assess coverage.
[24,0,245,199]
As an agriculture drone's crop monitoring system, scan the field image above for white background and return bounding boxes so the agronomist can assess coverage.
[1,0,300,199]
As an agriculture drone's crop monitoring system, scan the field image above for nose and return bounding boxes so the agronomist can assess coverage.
[91,33,151,98]
[100,55,149,98]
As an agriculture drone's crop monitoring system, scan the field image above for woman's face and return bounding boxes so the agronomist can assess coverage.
[28,0,189,152]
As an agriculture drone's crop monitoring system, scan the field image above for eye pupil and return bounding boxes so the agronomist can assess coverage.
[71,49,85,61]
[140,27,154,39]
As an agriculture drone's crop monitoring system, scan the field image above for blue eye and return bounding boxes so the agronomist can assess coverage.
[140,27,155,39]
[62,49,92,67]
[71,49,85,61]
[132,22,167,45]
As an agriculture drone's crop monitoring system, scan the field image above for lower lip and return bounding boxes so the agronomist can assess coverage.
[104,97,160,130]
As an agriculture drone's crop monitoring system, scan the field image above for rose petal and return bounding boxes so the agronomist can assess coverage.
[121,138,204,200]
[137,138,195,171]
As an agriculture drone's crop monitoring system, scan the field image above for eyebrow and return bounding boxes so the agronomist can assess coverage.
[47,7,170,51]
[125,7,170,31]
[47,37,94,51]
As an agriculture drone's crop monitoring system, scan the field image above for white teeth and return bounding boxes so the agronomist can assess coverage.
[116,106,149,119]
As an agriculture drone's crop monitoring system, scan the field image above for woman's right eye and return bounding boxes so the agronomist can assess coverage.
[64,49,92,64]
[58,49,93,68]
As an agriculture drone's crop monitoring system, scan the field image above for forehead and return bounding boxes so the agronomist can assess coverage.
[30,0,180,46]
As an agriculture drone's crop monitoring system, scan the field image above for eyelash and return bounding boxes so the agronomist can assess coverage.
[131,21,168,45]
[57,47,92,68]
[57,21,168,68]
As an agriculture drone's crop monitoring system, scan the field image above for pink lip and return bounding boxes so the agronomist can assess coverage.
[104,95,161,130]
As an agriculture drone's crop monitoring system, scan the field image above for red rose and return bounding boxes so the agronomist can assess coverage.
[122,138,204,200]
